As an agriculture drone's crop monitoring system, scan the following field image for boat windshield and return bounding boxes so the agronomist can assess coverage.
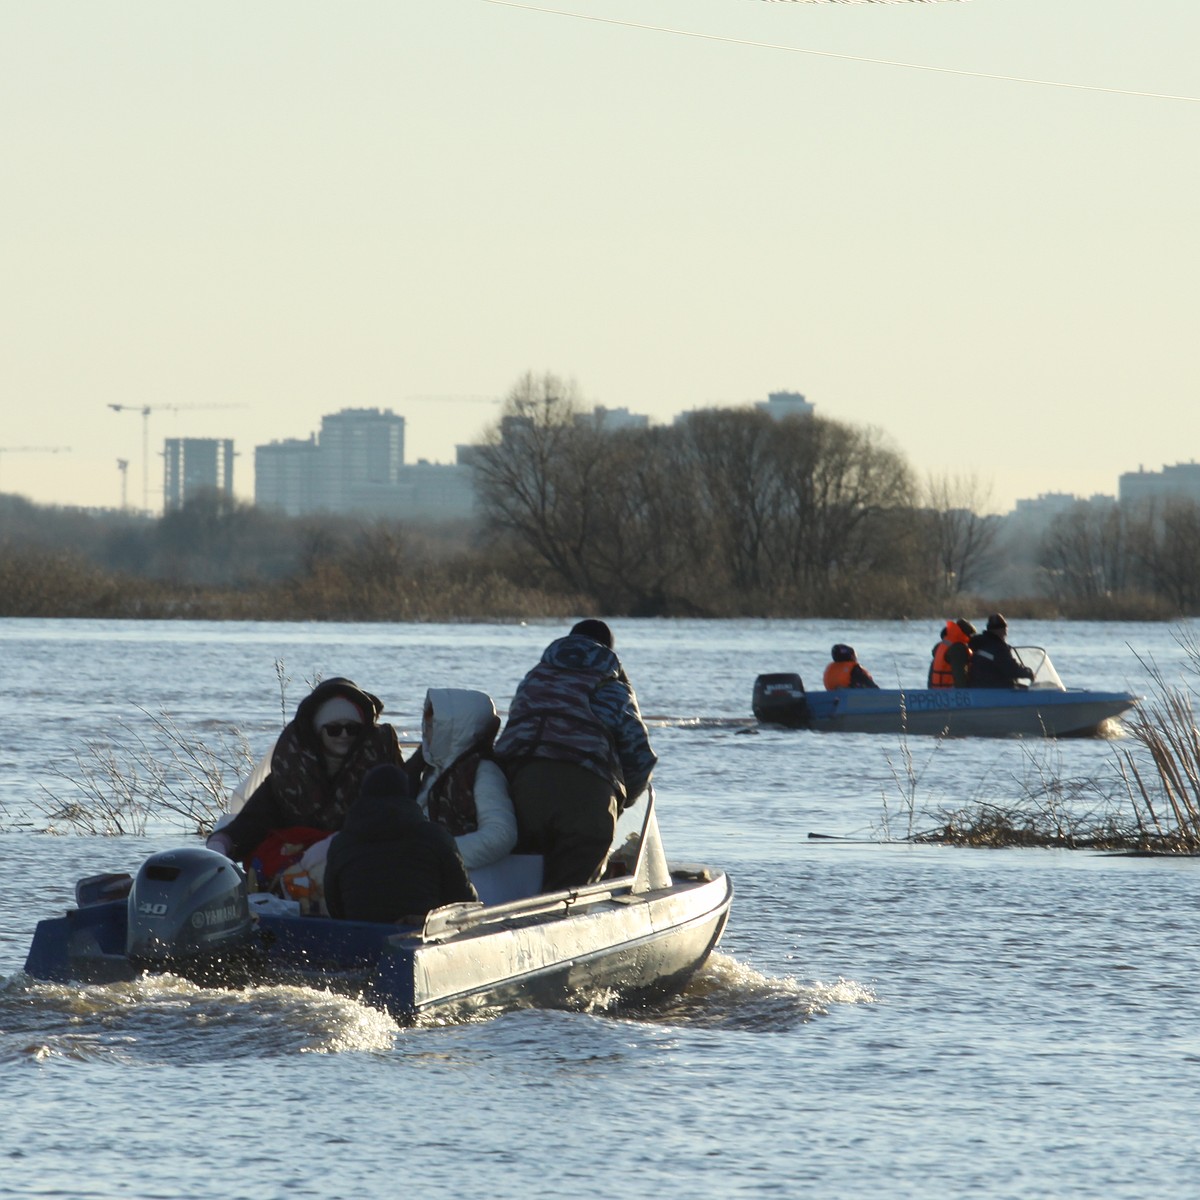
[1013,646,1065,690]
[613,790,648,853]
[609,786,671,890]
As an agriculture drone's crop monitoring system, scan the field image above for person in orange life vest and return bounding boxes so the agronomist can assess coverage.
[928,622,955,686]
[928,619,976,688]
[822,644,879,690]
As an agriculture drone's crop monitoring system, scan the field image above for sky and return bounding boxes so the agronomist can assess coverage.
[2,0,1196,515]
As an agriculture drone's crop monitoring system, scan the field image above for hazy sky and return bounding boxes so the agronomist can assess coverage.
[3,1,1196,514]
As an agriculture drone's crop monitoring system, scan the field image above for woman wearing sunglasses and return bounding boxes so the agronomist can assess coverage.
[206,676,404,886]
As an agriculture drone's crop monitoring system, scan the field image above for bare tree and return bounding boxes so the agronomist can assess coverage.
[773,417,917,604]
[1126,498,1200,613]
[471,371,609,599]
[576,426,712,614]
[922,473,1003,598]
[1038,500,1129,605]
[674,408,783,596]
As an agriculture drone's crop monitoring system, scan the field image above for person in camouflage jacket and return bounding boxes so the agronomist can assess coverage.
[494,620,656,891]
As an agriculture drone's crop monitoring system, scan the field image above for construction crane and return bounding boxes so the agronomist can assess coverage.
[0,446,71,492]
[108,403,247,512]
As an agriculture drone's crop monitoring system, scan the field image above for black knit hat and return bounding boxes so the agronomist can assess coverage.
[359,764,410,802]
[987,613,1007,631]
[570,619,614,649]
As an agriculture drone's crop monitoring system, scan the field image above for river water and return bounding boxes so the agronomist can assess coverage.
[1,616,1198,1199]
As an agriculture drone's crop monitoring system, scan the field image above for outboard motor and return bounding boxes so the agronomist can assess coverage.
[752,672,810,729]
[126,847,252,971]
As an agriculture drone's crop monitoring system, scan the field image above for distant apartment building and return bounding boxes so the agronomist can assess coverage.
[315,407,405,511]
[1118,462,1200,508]
[757,391,815,420]
[678,390,816,428]
[254,435,320,517]
[1000,492,1117,549]
[254,407,475,521]
[1010,491,1115,523]
[163,438,235,511]
[585,405,650,432]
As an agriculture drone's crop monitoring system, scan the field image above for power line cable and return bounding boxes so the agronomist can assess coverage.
[479,0,1200,104]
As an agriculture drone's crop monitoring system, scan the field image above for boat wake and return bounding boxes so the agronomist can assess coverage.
[643,715,757,730]
[626,952,876,1031]
[3,949,871,1053]
[0,972,399,1063]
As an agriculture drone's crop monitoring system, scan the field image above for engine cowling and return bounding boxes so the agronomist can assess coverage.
[126,847,252,965]
[752,672,810,729]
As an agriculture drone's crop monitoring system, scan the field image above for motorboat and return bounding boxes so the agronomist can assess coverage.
[752,647,1139,738]
[22,789,732,1024]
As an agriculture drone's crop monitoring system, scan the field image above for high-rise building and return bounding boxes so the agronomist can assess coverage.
[583,405,650,432]
[1119,462,1200,508]
[163,438,235,510]
[315,408,405,511]
[255,435,320,517]
[255,407,475,520]
[757,391,815,420]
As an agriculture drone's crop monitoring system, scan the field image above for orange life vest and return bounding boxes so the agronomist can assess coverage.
[823,661,856,690]
[929,623,971,688]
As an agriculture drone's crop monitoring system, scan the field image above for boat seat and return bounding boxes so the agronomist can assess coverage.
[469,854,545,906]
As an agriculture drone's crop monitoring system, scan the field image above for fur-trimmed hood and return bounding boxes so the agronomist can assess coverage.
[420,688,500,780]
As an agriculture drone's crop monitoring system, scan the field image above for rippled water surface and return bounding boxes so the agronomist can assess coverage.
[1,616,1198,1199]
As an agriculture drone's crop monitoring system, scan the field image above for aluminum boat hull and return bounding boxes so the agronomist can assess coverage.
[22,868,731,1022]
[23,789,732,1023]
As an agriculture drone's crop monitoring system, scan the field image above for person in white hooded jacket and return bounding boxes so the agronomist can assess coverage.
[411,687,518,870]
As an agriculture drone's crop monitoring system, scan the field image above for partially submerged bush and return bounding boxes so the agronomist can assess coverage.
[33,709,254,837]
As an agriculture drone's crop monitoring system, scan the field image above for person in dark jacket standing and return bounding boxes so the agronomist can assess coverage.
[324,764,478,925]
[494,619,657,892]
[967,614,1035,689]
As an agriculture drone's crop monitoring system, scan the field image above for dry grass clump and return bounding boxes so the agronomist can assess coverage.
[913,801,1139,851]
[32,709,253,837]
[1113,648,1200,852]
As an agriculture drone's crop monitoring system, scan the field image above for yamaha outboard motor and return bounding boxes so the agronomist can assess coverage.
[752,673,810,729]
[126,847,252,972]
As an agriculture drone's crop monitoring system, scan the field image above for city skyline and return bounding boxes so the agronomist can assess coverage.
[13,397,1198,522]
[3,2,1196,514]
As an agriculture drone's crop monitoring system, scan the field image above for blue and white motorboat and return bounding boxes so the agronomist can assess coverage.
[752,647,1139,738]
[23,790,733,1023]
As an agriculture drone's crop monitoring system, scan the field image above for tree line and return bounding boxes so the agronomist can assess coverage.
[1037,496,1200,615]
[470,373,1005,617]
[2,371,1197,620]
[471,372,1199,618]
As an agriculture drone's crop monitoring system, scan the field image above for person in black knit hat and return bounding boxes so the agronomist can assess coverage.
[324,764,477,925]
[967,614,1035,689]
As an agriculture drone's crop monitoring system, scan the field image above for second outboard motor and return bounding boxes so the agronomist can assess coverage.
[752,673,810,729]
[127,847,252,970]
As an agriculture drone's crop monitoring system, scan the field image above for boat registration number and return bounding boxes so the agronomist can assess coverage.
[905,690,975,711]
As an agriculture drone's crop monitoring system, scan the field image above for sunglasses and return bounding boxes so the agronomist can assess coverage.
[322,722,363,738]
